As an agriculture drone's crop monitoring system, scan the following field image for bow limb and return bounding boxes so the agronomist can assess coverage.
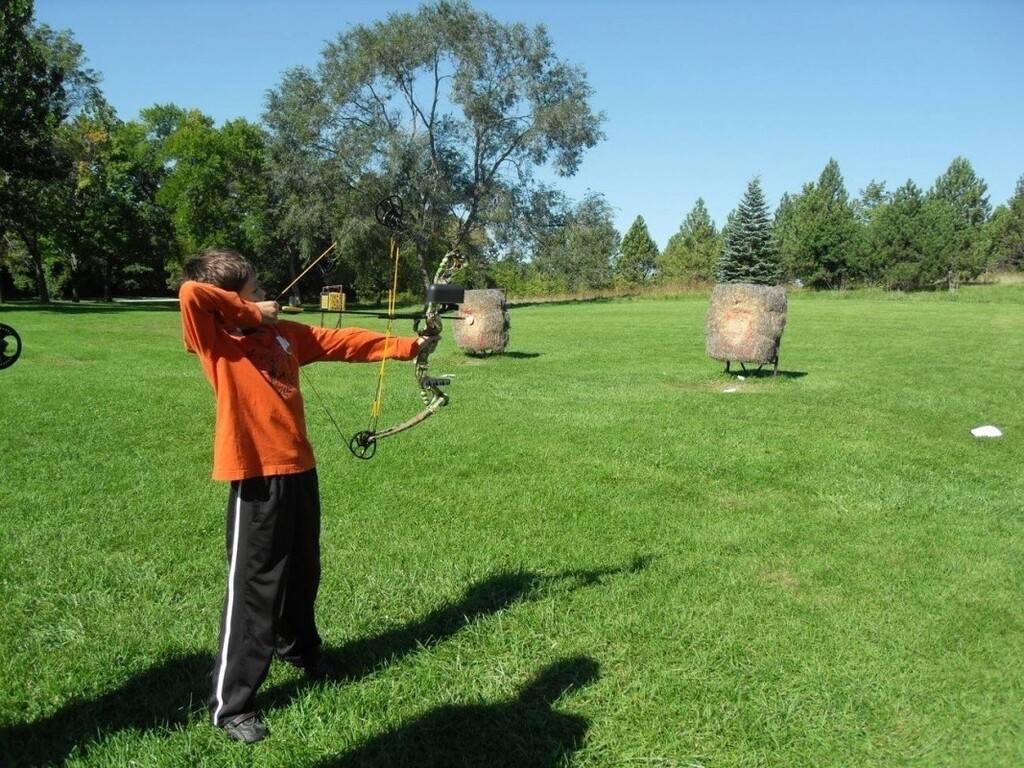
[347,329,449,459]
[348,390,448,459]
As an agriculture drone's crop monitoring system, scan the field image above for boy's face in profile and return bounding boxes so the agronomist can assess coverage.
[238,276,265,303]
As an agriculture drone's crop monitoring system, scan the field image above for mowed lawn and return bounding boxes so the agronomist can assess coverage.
[1,285,1021,767]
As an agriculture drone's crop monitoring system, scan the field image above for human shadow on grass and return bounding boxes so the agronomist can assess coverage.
[0,650,210,767]
[312,656,600,768]
[259,556,652,709]
[0,557,647,766]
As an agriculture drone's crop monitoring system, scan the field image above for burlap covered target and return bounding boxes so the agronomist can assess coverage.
[454,289,510,355]
[705,283,787,367]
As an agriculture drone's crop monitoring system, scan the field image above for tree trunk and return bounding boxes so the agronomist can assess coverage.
[103,254,113,302]
[24,234,50,303]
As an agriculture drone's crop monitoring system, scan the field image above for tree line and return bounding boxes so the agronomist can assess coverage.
[2,1,1022,305]
[654,161,1023,294]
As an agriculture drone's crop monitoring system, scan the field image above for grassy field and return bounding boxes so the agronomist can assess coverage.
[1,285,1021,767]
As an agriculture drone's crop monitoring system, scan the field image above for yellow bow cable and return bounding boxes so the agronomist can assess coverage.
[367,236,402,425]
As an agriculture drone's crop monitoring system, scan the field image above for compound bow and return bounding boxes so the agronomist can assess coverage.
[348,196,465,459]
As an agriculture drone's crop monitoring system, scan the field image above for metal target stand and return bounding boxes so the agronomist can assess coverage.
[724,350,780,377]
[319,285,347,328]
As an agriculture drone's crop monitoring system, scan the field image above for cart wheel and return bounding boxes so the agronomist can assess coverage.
[0,324,22,370]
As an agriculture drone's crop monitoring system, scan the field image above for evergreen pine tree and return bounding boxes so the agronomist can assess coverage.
[617,215,659,286]
[928,156,992,284]
[801,159,860,288]
[659,198,721,282]
[865,179,938,290]
[984,175,1024,271]
[716,177,779,285]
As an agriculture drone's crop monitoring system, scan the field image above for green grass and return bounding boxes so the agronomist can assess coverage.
[1,286,1022,767]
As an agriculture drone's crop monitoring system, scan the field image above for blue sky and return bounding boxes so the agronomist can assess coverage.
[33,0,1024,248]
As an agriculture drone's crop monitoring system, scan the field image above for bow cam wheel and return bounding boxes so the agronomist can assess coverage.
[374,196,404,231]
[0,324,22,370]
[349,431,378,460]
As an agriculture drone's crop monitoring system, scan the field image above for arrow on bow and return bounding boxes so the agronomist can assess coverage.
[276,242,338,309]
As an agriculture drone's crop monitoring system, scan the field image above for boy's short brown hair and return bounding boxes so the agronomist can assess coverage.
[182,248,255,292]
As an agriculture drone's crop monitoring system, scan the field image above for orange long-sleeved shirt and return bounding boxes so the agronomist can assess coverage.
[179,280,419,481]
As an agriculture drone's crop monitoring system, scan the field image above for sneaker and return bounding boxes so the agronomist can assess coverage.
[222,713,268,744]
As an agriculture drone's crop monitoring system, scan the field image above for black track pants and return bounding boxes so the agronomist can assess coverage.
[210,469,323,725]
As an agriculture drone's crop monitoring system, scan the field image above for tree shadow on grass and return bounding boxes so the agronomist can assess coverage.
[0,556,650,766]
[313,656,600,768]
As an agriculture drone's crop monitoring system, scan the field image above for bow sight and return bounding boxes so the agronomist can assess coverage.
[0,324,22,370]
[424,281,465,307]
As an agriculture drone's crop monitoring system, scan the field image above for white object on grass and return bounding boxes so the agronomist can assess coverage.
[970,425,1003,438]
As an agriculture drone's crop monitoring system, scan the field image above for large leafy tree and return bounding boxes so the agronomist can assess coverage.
[0,0,62,177]
[0,2,76,300]
[55,115,173,300]
[263,0,604,291]
[144,106,275,283]
[659,198,721,284]
[532,192,618,293]
[617,215,659,287]
[716,177,779,285]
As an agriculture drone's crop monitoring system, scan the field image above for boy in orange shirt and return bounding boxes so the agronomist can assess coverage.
[179,247,429,744]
